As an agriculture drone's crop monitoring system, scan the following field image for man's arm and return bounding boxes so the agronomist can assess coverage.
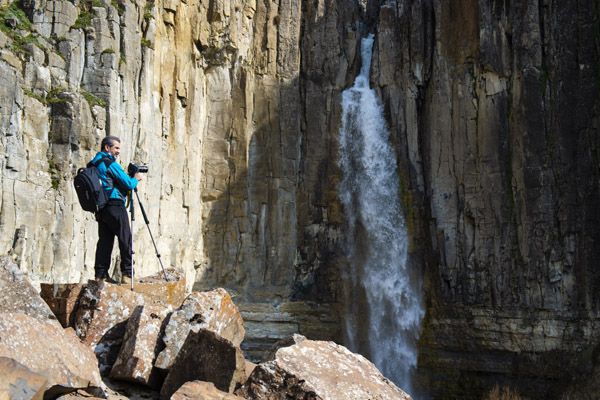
[108,162,139,190]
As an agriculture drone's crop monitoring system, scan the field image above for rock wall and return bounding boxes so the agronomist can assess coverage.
[369,0,600,398]
[0,0,360,299]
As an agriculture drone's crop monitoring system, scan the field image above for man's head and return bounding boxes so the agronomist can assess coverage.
[101,136,121,158]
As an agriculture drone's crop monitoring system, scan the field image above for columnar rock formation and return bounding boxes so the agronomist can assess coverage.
[368,1,600,397]
[0,0,598,398]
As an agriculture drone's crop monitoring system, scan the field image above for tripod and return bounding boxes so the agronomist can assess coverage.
[129,187,169,291]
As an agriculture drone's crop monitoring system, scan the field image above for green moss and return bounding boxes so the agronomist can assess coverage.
[140,38,150,48]
[72,11,93,29]
[24,88,70,105]
[101,48,115,54]
[46,88,70,104]
[111,0,124,15]
[48,157,60,189]
[0,2,49,58]
[80,89,106,108]
[23,89,45,103]
[0,2,33,31]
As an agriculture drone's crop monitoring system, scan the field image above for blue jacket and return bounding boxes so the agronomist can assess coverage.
[91,152,138,205]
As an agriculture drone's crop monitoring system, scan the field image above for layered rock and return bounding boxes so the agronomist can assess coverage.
[366,1,600,397]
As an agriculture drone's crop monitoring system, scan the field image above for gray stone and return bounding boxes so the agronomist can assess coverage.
[155,288,245,371]
[110,304,173,389]
[73,280,146,375]
[236,336,411,400]
[0,357,47,400]
[160,329,247,399]
[0,258,61,328]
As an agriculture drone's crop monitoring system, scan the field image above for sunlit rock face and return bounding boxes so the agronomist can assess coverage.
[0,0,598,398]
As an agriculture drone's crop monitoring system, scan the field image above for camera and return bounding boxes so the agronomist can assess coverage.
[128,162,149,177]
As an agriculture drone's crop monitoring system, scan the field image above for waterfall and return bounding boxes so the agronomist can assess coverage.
[338,34,424,394]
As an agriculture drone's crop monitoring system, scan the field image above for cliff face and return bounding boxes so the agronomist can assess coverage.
[0,0,359,298]
[0,0,598,398]
[370,0,600,398]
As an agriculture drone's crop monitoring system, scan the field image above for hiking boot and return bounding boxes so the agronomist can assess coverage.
[121,275,132,285]
[96,276,118,284]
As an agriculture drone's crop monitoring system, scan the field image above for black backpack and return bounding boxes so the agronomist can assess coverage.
[74,158,114,213]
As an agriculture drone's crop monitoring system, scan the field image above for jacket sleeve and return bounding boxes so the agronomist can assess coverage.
[108,162,138,190]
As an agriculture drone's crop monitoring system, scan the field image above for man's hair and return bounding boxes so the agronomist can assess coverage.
[100,136,121,151]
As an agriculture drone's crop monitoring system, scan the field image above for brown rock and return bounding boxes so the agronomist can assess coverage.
[155,288,245,371]
[236,336,411,400]
[73,280,146,375]
[40,283,85,328]
[110,304,173,388]
[0,356,47,400]
[160,329,247,400]
[0,258,61,328]
[0,313,103,398]
[133,267,186,307]
[171,381,245,400]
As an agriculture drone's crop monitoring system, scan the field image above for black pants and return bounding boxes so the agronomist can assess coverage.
[94,200,132,278]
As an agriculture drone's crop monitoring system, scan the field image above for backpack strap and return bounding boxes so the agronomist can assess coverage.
[91,157,117,197]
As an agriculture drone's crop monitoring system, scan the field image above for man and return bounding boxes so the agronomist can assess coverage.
[92,136,142,284]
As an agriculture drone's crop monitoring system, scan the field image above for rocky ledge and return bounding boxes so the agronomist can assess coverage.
[0,257,411,400]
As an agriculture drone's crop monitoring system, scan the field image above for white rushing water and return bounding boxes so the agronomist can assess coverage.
[338,34,424,395]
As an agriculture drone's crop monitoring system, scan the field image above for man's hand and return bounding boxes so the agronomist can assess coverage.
[134,174,142,181]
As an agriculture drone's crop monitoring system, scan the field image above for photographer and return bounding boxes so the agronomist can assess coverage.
[91,136,142,284]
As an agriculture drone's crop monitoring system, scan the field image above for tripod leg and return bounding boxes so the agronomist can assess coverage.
[129,192,135,291]
[134,189,169,281]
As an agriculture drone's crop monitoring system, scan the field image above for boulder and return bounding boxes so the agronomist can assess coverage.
[110,304,173,389]
[155,288,245,371]
[160,329,247,400]
[40,283,85,328]
[236,336,411,400]
[0,258,61,328]
[73,280,146,374]
[171,381,245,400]
[0,313,103,398]
[0,356,47,400]
[262,333,306,362]
[132,267,186,307]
